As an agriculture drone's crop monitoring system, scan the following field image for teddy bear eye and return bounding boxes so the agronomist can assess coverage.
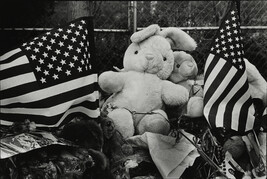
[134,50,138,54]
[176,64,180,68]
[163,57,167,61]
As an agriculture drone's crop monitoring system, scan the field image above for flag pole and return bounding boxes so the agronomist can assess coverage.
[178,130,229,178]
[234,0,241,21]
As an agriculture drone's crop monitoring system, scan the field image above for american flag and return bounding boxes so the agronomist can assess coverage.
[203,2,257,133]
[0,17,100,127]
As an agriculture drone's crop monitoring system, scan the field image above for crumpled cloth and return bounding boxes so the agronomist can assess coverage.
[127,130,200,179]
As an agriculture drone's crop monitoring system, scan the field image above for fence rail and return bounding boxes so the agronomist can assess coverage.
[0,28,130,33]
[2,25,267,32]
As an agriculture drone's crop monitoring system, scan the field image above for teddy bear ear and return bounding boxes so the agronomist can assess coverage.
[159,27,197,51]
[130,24,161,43]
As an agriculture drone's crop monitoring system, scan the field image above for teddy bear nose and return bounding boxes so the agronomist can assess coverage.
[145,54,154,61]
[188,62,194,67]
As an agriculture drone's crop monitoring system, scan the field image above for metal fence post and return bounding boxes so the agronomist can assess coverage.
[133,1,137,33]
[128,1,132,32]
[127,1,137,43]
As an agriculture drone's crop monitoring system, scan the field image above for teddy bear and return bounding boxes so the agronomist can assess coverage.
[167,50,205,118]
[168,51,198,84]
[99,24,197,139]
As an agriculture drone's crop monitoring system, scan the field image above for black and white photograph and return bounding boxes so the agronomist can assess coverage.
[0,1,266,178]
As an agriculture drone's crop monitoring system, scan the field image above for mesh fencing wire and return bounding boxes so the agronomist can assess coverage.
[0,1,266,79]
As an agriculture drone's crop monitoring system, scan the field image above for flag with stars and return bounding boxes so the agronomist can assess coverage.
[0,17,100,127]
[203,2,257,133]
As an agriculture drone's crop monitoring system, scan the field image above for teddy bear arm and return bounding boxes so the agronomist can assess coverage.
[99,71,125,94]
[161,80,189,106]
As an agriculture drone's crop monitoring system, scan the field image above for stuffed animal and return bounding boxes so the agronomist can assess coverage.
[168,51,198,84]
[59,115,114,179]
[100,116,133,165]
[99,24,197,138]
[167,51,205,118]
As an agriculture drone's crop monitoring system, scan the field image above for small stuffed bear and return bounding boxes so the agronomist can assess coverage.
[99,24,197,138]
[167,51,205,118]
[168,51,198,84]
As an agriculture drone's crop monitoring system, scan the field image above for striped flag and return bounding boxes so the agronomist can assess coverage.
[203,2,257,133]
[0,17,100,128]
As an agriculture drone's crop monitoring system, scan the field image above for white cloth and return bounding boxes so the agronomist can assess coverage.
[127,131,199,179]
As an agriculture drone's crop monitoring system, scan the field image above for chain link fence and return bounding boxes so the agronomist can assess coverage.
[1,1,267,79]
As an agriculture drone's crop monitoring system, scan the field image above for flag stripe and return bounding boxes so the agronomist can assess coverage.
[223,81,249,129]
[0,110,67,126]
[1,73,36,91]
[233,85,252,130]
[208,68,241,127]
[0,48,21,62]
[1,74,97,105]
[1,82,37,100]
[1,82,98,108]
[204,55,220,83]
[71,100,99,110]
[238,98,254,131]
[230,92,250,131]
[0,103,100,127]
[204,57,226,100]
[0,63,33,80]
[204,58,231,105]
[1,91,99,117]
[0,48,23,64]
[0,48,21,60]
[214,70,247,128]
[204,66,237,128]
[54,106,100,125]
[50,106,100,127]
[1,53,28,71]
[204,54,214,77]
